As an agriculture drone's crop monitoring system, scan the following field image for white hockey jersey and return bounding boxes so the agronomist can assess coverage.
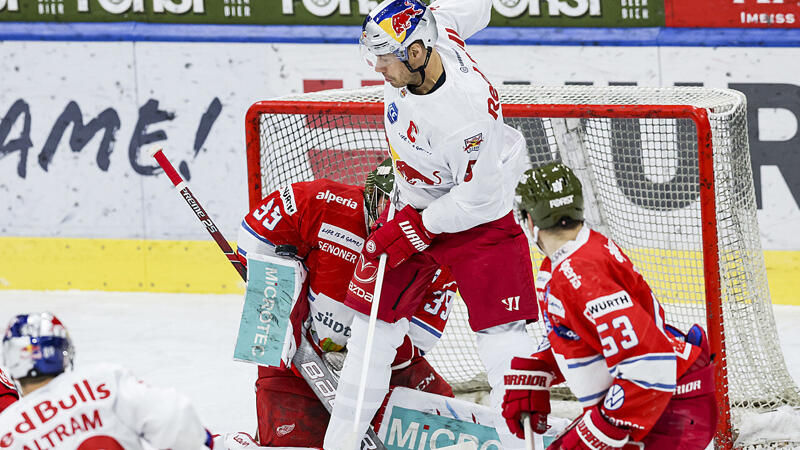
[0,363,210,450]
[385,0,528,234]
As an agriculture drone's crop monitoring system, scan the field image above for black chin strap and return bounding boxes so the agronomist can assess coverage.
[404,46,432,92]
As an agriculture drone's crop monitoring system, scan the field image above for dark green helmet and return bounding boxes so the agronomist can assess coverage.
[365,158,394,223]
[516,162,584,229]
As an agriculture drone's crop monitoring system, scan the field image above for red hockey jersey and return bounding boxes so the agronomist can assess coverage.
[0,366,20,413]
[532,226,702,440]
[237,179,454,355]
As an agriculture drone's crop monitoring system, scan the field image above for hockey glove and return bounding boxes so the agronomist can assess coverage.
[363,205,435,268]
[548,405,629,450]
[501,357,556,438]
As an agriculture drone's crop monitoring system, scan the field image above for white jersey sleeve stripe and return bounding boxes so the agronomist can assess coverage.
[609,353,677,391]
[576,390,607,403]
[566,354,606,369]
[627,379,677,392]
[429,0,491,40]
[236,219,276,258]
[410,316,443,338]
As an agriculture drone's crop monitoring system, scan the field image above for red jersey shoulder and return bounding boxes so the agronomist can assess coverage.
[295,179,364,211]
[549,233,628,307]
[300,180,366,236]
[0,367,19,398]
[553,231,633,286]
[297,180,368,267]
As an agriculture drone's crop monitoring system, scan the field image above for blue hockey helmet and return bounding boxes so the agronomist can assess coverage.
[2,312,74,380]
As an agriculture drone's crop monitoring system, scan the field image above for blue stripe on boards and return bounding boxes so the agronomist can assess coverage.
[1,22,799,47]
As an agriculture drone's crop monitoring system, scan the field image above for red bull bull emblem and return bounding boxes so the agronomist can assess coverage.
[391,0,424,38]
[395,160,442,186]
[464,133,484,153]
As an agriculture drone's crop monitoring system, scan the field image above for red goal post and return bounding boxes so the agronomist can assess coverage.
[244,85,800,449]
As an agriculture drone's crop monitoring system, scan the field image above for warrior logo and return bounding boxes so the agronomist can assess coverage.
[395,161,442,186]
[400,221,428,251]
[391,0,424,37]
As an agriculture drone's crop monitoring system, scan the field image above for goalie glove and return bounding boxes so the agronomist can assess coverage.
[547,406,629,450]
[363,205,435,268]
[501,357,556,438]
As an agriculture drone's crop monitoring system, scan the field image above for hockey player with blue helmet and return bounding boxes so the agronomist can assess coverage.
[0,312,217,449]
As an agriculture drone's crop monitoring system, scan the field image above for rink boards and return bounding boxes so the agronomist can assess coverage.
[0,40,798,303]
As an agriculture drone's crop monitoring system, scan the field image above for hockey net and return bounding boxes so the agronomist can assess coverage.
[245,85,800,449]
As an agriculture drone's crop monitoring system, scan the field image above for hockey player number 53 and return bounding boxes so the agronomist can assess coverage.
[253,198,283,231]
[596,315,639,357]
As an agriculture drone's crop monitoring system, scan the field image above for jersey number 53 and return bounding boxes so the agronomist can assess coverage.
[596,315,639,357]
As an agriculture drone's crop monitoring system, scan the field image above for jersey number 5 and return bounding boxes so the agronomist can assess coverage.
[596,315,639,357]
[253,198,283,231]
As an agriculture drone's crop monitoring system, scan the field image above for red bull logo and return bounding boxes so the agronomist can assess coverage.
[391,0,424,38]
[21,344,40,358]
[395,161,442,186]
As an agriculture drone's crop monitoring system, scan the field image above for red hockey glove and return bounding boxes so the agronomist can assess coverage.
[363,205,435,268]
[548,406,629,450]
[501,357,556,439]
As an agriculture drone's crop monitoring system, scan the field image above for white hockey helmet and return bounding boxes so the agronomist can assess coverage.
[360,0,438,70]
[2,312,74,380]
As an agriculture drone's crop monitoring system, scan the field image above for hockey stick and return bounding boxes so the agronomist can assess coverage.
[149,147,246,280]
[150,147,386,450]
[344,201,396,449]
[523,413,535,450]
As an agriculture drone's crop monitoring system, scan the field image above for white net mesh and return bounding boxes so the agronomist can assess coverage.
[247,85,800,447]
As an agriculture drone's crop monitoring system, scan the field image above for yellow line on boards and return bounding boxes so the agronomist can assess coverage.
[0,237,244,294]
[0,237,797,305]
[764,250,800,306]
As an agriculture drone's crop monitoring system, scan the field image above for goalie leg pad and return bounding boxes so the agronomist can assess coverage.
[235,252,309,368]
[390,355,454,398]
[255,367,329,447]
[372,356,455,430]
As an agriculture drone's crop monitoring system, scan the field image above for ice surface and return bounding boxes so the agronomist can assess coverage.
[0,290,799,439]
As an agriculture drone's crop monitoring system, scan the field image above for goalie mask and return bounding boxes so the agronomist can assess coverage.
[360,0,438,85]
[365,158,394,225]
[516,162,584,230]
[2,312,74,380]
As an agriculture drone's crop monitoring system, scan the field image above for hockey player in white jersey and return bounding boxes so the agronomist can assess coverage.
[0,312,214,449]
[325,0,538,448]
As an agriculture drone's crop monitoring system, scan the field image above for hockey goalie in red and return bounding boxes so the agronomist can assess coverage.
[502,162,717,450]
[236,160,455,447]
